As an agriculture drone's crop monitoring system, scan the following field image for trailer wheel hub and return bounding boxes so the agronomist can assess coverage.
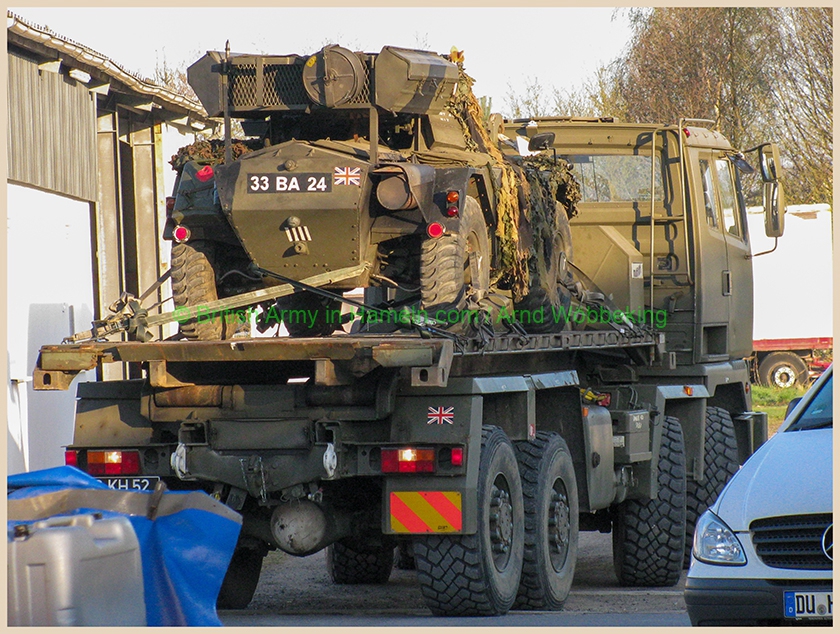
[772,366,797,388]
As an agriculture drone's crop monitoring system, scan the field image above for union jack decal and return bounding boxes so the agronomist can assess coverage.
[334,166,361,186]
[427,406,454,425]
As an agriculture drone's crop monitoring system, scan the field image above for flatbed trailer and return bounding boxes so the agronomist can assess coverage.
[35,325,766,615]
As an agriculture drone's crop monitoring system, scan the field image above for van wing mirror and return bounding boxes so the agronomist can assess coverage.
[785,396,803,421]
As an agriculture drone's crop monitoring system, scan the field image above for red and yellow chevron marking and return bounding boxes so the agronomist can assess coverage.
[390,491,462,533]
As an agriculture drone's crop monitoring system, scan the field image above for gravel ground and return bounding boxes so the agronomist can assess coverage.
[245,531,687,616]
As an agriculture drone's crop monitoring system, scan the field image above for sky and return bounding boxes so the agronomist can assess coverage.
[9,7,633,116]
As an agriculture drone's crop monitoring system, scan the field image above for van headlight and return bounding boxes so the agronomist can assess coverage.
[692,510,747,565]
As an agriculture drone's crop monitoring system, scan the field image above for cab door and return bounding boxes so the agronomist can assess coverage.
[688,148,731,362]
[713,156,753,359]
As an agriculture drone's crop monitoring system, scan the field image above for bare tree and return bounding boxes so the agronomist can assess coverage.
[616,8,779,147]
[551,85,592,118]
[770,8,832,203]
[154,50,199,102]
[504,76,553,119]
[611,7,831,204]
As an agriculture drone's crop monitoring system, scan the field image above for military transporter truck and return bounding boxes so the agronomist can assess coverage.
[34,44,786,616]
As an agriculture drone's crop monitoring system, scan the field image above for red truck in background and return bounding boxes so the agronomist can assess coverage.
[748,204,833,388]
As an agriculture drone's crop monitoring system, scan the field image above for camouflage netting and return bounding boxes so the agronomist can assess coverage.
[520,155,580,301]
[446,53,580,302]
[169,139,263,172]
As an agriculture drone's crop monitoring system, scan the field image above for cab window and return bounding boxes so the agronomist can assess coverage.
[699,159,718,228]
[565,155,664,203]
[716,158,743,238]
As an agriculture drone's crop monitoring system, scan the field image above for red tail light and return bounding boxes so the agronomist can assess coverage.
[173,225,191,243]
[195,165,214,182]
[426,222,445,239]
[64,450,78,467]
[86,450,141,476]
[382,448,436,473]
[450,447,464,466]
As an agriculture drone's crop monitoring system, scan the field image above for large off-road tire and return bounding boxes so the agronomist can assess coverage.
[420,197,490,331]
[413,426,524,616]
[171,241,224,340]
[513,204,574,333]
[274,290,341,337]
[325,539,394,585]
[612,415,686,587]
[513,432,579,610]
[684,406,739,566]
[758,351,809,389]
[216,545,266,610]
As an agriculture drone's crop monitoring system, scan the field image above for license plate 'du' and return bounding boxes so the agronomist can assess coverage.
[784,591,832,619]
[97,476,160,491]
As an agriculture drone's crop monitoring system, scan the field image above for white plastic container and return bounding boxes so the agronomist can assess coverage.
[7,513,146,626]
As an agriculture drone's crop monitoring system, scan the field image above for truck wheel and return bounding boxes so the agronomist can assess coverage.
[413,426,524,616]
[513,432,579,610]
[274,291,340,337]
[171,241,224,340]
[216,545,266,610]
[513,204,574,333]
[325,539,394,584]
[612,415,686,587]
[758,352,808,389]
[684,406,739,567]
[420,196,490,330]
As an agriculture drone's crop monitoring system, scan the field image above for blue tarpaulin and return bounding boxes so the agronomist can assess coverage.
[8,466,242,626]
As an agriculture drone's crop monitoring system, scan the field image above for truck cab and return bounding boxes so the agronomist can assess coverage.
[503,117,785,370]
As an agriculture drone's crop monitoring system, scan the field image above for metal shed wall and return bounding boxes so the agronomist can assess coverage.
[7,47,98,201]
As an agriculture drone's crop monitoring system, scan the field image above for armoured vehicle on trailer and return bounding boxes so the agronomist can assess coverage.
[35,44,786,615]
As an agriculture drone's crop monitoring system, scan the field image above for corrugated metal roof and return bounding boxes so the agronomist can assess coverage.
[7,11,209,121]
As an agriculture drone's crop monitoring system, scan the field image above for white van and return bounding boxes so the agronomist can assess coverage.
[685,366,833,625]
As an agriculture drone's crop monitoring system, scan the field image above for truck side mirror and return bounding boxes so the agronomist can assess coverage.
[764,180,786,238]
[753,142,785,238]
[528,132,556,152]
[758,143,782,183]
